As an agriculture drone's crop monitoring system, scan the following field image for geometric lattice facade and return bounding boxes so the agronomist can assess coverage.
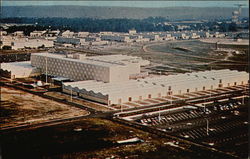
[31,53,142,82]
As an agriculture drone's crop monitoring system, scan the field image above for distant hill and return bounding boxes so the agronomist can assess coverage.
[2,6,249,20]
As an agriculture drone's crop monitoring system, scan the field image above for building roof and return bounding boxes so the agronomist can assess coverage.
[32,53,149,68]
[1,61,39,78]
[63,69,249,96]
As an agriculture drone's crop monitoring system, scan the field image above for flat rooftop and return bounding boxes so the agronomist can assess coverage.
[32,53,148,68]
[1,61,39,78]
[64,69,249,96]
[1,61,35,71]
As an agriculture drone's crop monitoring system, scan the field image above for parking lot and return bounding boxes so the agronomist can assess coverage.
[133,98,248,158]
[116,84,249,158]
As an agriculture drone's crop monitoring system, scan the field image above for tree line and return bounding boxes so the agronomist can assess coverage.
[1,17,246,35]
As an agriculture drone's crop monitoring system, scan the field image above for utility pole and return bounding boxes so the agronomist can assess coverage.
[242,67,247,105]
[158,108,161,122]
[242,80,247,105]
[170,94,172,105]
[203,104,206,112]
[70,88,73,102]
[206,118,209,136]
[45,52,48,84]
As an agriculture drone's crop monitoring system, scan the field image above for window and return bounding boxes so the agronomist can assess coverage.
[203,86,205,90]
[241,81,244,85]
[158,93,161,97]
[118,99,122,104]
[148,94,151,98]
[219,79,222,83]
[187,89,189,93]
[228,83,230,86]
[128,97,132,102]
[195,88,198,91]
[234,82,237,86]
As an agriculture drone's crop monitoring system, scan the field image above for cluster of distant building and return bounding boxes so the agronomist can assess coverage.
[0,30,57,50]
[0,29,228,50]
[54,29,226,47]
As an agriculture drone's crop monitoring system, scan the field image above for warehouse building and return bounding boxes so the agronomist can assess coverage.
[0,37,54,50]
[30,30,47,37]
[101,35,131,43]
[11,39,54,50]
[62,69,249,105]
[56,37,86,45]
[142,34,162,41]
[128,29,137,34]
[31,53,150,83]
[1,61,40,79]
[61,30,74,37]
[77,32,89,37]
[13,31,24,37]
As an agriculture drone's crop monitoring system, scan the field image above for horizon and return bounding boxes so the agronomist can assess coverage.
[3,1,249,8]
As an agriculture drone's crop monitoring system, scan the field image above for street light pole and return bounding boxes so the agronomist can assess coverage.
[158,108,161,122]
[203,103,206,112]
[242,83,246,105]
[242,67,247,105]
[206,118,209,136]
[170,94,172,105]
[45,52,48,84]
[70,88,73,102]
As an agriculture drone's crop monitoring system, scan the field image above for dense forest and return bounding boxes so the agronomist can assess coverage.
[1,17,247,35]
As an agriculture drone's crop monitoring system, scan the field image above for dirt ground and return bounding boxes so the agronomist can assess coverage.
[0,118,226,159]
[0,87,89,127]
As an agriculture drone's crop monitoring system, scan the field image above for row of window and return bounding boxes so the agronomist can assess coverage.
[111,81,245,104]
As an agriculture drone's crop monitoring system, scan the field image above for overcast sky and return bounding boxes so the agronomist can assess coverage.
[3,1,249,8]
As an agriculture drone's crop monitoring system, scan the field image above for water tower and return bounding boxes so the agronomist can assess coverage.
[232,4,246,24]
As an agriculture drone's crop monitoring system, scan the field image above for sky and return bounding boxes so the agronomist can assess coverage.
[3,1,249,8]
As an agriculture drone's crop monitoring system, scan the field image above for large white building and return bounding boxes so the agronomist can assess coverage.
[61,30,74,37]
[77,32,89,37]
[62,69,249,105]
[1,61,40,79]
[12,39,54,50]
[31,53,150,83]
[101,35,131,43]
[30,30,47,37]
[0,36,54,50]
[56,37,86,45]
